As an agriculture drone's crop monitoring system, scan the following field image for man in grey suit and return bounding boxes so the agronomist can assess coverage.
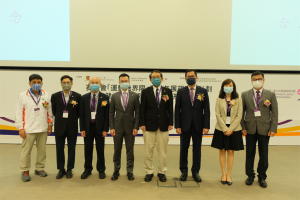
[241,71,278,188]
[109,73,140,181]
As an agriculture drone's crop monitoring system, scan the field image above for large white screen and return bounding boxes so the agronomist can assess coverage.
[231,0,300,65]
[0,0,70,61]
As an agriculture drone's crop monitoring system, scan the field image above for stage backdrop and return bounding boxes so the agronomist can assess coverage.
[0,70,299,145]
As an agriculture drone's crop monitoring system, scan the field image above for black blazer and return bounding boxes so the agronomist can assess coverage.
[140,86,173,132]
[175,86,210,132]
[79,92,109,136]
[51,91,81,136]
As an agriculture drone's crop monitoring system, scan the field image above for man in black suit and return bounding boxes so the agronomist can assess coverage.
[51,75,81,179]
[175,69,210,182]
[79,77,109,179]
[140,70,173,182]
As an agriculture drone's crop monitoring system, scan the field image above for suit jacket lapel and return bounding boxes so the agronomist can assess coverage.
[87,93,91,113]
[259,89,267,109]
[116,91,124,110]
[185,86,193,107]
[194,86,201,106]
[150,86,158,106]
[124,90,132,111]
[248,89,256,110]
[223,97,228,115]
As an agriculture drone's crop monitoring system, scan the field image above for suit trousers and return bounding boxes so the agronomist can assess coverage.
[143,128,169,174]
[20,132,47,173]
[84,123,106,173]
[246,130,270,180]
[55,130,77,170]
[113,131,135,173]
[180,120,203,174]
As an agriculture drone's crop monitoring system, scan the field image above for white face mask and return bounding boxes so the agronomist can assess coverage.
[252,80,263,90]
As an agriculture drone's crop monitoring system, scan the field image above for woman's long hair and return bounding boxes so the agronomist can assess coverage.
[218,79,239,99]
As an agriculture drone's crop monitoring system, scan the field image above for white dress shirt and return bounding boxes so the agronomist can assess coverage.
[153,85,162,105]
[253,88,263,108]
[120,89,129,109]
[63,90,71,104]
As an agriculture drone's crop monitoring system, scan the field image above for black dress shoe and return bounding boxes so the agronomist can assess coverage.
[56,169,66,179]
[111,171,120,181]
[258,178,267,188]
[66,169,73,179]
[127,172,135,180]
[157,173,167,182]
[221,176,227,185]
[81,170,91,179]
[245,177,254,185]
[180,173,188,181]
[192,173,202,182]
[144,174,154,182]
[99,172,106,179]
[227,177,233,186]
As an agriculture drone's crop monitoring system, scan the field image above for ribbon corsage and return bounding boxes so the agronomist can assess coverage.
[162,95,169,102]
[264,99,271,107]
[101,100,108,106]
[229,100,236,108]
[197,93,205,101]
[70,100,78,107]
[42,100,49,109]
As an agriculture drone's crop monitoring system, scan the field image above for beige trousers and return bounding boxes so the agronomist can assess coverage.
[19,132,47,173]
[143,128,169,174]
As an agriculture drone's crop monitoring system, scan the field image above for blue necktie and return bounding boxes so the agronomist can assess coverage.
[156,88,160,107]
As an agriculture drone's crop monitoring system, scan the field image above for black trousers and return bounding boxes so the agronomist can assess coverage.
[246,131,270,180]
[84,123,106,173]
[113,131,135,173]
[180,120,203,174]
[55,131,77,170]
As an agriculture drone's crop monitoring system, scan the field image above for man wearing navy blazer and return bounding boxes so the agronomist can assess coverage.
[51,75,81,179]
[80,77,109,179]
[175,69,210,182]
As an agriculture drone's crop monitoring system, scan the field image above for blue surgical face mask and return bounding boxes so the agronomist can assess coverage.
[120,82,130,90]
[186,78,196,86]
[152,78,161,86]
[90,84,100,92]
[223,87,233,94]
[31,84,41,91]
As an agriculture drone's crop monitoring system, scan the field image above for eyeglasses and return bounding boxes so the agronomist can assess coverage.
[62,82,72,84]
[252,78,263,81]
[186,76,196,79]
[120,81,129,83]
[151,77,161,79]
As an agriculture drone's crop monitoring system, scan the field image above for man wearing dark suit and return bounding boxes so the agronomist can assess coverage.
[140,70,173,182]
[80,77,109,179]
[51,75,81,179]
[241,71,278,188]
[175,69,210,182]
[109,73,140,181]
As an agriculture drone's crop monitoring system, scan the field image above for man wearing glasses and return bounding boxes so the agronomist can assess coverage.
[241,71,278,188]
[109,73,140,181]
[175,69,210,182]
[51,75,81,179]
[140,70,173,182]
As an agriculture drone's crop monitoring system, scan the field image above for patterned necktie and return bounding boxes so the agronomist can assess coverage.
[190,88,195,106]
[91,93,96,123]
[123,92,128,110]
[256,90,260,108]
[156,88,160,107]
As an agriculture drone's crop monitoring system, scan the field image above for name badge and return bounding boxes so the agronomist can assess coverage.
[91,112,96,120]
[254,109,261,117]
[63,110,68,118]
[226,117,231,124]
[34,108,40,116]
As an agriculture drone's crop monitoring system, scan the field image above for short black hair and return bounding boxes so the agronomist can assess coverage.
[251,71,264,79]
[29,74,43,82]
[185,69,197,77]
[149,70,163,79]
[219,79,239,99]
[60,75,73,83]
[119,73,130,80]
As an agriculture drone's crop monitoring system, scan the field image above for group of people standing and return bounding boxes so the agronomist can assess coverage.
[15,70,278,188]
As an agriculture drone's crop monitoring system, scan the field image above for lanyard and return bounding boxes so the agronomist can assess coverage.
[121,91,129,107]
[61,91,72,110]
[252,89,262,109]
[28,89,41,106]
[156,87,162,102]
[224,96,230,113]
